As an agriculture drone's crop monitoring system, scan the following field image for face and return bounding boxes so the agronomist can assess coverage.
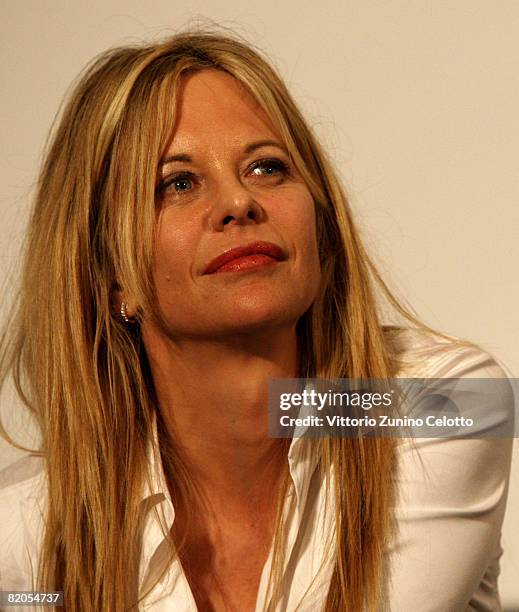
[146,69,321,338]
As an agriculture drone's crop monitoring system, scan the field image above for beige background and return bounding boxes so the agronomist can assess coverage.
[1,1,518,607]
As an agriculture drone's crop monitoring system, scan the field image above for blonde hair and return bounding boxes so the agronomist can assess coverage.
[0,26,478,611]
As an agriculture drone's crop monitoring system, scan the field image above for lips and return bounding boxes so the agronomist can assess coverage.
[203,241,286,275]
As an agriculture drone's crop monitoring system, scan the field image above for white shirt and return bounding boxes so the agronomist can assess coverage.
[0,328,514,611]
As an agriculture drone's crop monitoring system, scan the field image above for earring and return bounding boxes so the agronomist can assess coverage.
[120,301,132,323]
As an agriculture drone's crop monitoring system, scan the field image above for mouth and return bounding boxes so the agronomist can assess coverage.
[203,241,287,275]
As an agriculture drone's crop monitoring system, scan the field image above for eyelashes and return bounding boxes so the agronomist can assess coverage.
[157,172,195,195]
[156,157,292,198]
[249,157,291,179]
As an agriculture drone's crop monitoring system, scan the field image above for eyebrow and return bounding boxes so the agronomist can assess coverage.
[159,139,288,167]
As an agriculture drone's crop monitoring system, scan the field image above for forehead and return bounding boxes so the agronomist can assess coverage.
[169,69,280,148]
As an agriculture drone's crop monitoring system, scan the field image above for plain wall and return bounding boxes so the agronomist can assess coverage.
[1,1,518,607]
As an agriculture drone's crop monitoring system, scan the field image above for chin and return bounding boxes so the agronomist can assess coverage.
[215,295,311,334]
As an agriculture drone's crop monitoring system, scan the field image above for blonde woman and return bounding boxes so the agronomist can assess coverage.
[0,29,514,611]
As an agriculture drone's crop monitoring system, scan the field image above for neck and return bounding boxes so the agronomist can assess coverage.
[142,321,299,512]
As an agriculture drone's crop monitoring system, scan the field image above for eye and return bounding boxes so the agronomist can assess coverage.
[248,158,290,179]
[157,172,196,196]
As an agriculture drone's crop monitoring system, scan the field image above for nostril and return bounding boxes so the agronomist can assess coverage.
[247,210,256,219]
[223,215,234,225]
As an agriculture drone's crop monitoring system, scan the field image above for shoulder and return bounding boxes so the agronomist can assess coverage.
[0,454,46,590]
[0,453,46,510]
[386,326,510,379]
[388,326,514,462]
[390,326,514,438]
[0,453,45,490]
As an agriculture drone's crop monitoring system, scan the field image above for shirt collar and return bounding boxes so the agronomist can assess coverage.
[136,407,320,604]
[140,406,319,522]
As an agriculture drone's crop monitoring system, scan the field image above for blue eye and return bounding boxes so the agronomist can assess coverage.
[250,158,290,177]
[158,173,195,195]
[172,176,193,192]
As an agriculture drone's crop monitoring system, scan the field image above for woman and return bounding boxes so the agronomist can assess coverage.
[0,29,513,611]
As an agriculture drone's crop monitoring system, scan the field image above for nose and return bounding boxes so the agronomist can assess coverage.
[208,179,265,231]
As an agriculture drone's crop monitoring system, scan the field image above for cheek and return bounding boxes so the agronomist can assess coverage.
[268,190,322,312]
[153,213,197,285]
[281,192,320,271]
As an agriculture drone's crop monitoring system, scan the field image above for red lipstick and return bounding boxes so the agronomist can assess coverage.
[203,241,286,275]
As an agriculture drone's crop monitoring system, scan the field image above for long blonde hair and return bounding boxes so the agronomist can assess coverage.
[0,26,477,611]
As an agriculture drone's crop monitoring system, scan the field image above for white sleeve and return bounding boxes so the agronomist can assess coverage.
[388,348,515,612]
[0,457,45,597]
